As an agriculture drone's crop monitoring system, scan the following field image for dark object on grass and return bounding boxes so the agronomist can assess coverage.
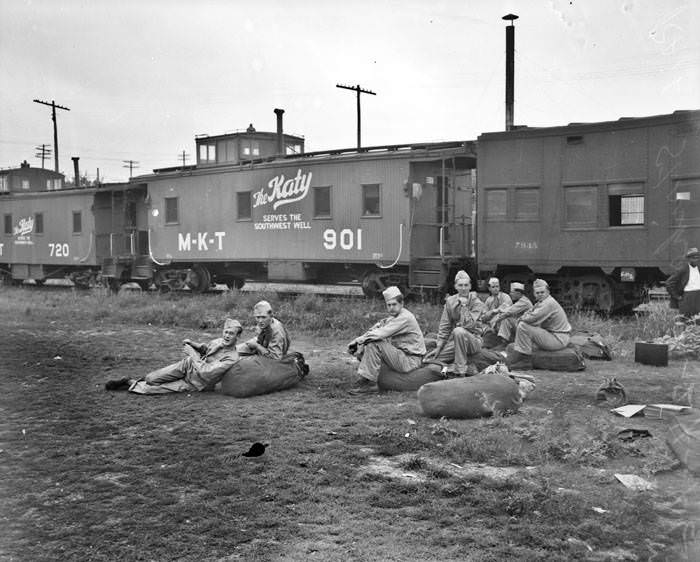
[595,377,627,407]
[105,377,131,391]
[634,342,668,366]
[242,442,268,457]
[618,428,652,442]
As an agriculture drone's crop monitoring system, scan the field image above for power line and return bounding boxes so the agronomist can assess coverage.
[32,98,70,173]
[34,144,52,169]
[122,159,139,178]
[336,83,376,149]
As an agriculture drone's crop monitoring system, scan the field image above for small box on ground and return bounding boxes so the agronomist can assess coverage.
[634,342,668,366]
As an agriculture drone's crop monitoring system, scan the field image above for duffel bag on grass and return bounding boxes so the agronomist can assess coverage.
[570,332,613,360]
[472,349,507,372]
[417,373,521,419]
[532,345,585,372]
[377,363,443,391]
[221,351,309,398]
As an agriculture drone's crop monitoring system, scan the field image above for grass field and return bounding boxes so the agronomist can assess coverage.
[0,287,698,561]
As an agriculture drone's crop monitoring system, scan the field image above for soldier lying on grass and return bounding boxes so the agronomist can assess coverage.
[105,318,242,394]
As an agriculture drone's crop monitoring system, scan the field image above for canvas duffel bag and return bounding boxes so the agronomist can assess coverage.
[531,346,585,372]
[417,373,521,419]
[569,332,613,360]
[377,363,443,391]
[667,412,700,474]
[221,351,309,398]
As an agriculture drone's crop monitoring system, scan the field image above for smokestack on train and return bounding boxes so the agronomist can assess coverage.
[72,156,80,187]
[503,13,518,131]
[274,108,285,155]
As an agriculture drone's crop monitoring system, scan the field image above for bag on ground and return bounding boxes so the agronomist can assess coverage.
[417,373,522,419]
[221,351,309,398]
[532,345,586,371]
[377,363,443,391]
[472,349,507,372]
[570,332,613,360]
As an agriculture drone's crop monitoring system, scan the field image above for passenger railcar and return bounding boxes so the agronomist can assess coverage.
[0,162,150,288]
[138,126,477,296]
[476,110,700,311]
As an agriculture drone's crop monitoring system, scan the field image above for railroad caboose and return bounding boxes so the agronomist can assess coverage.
[0,161,150,288]
[476,110,700,311]
[136,114,477,296]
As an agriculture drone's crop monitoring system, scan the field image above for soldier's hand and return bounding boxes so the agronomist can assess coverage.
[348,341,358,355]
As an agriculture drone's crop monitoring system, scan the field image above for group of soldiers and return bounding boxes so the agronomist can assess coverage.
[347,270,571,395]
[106,247,699,397]
[106,270,573,397]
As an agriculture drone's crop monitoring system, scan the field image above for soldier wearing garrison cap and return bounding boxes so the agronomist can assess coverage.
[107,317,243,394]
[424,270,485,375]
[507,279,571,370]
[238,300,290,360]
[666,247,700,319]
[489,281,533,347]
[347,286,426,394]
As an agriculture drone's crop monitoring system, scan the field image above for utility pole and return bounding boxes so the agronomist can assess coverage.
[336,83,376,149]
[35,144,52,169]
[33,99,70,173]
[122,160,139,178]
[179,150,189,167]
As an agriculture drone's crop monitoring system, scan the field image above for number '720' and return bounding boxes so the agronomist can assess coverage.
[49,243,70,257]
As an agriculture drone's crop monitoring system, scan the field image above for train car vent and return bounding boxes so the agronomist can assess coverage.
[566,135,584,145]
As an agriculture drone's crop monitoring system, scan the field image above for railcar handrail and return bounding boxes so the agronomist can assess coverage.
[148,229,171,266]
[377,223,404,270]
[78,231,94,263]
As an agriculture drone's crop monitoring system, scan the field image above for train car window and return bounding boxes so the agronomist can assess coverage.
[362,184,381,217]
[34,213,44,234]
[514,188,540,220]
[21,179,30,190]
[608,183,644,226]
[485,189,507,220]
[313,186,332,218]
[164,197,179,224]
[72,211,82,234]
[673,178,700,225]
[564,186,597,227]
[3,214,11,234]
[286,144,302,155]
[237,191,252,221]
[0,177,7,192]
[252,142,260,157]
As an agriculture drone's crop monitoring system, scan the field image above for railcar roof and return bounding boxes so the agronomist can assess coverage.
[477,109,700,141]
[140,140,476,180]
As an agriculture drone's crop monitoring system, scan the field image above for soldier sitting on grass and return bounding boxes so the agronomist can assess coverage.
[105,318,242,394]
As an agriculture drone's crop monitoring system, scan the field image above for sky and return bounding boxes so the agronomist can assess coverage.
[0,0,698,183]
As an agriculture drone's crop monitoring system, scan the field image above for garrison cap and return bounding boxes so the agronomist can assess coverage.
[687,247,700,258]
[533,279,549,290]
[253,300,273,315]
[382,286,402,302]
[510,282,525,292]
[224,318,242,331]
[454,270,470,283]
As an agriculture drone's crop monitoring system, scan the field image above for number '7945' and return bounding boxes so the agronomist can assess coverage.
[49,243,70,257]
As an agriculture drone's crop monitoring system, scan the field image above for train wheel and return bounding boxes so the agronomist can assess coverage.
[563,274,614,314]
[136,279,153,292]
[102,277,121,293]
[186,265,211,294]
[34,279,46,287]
